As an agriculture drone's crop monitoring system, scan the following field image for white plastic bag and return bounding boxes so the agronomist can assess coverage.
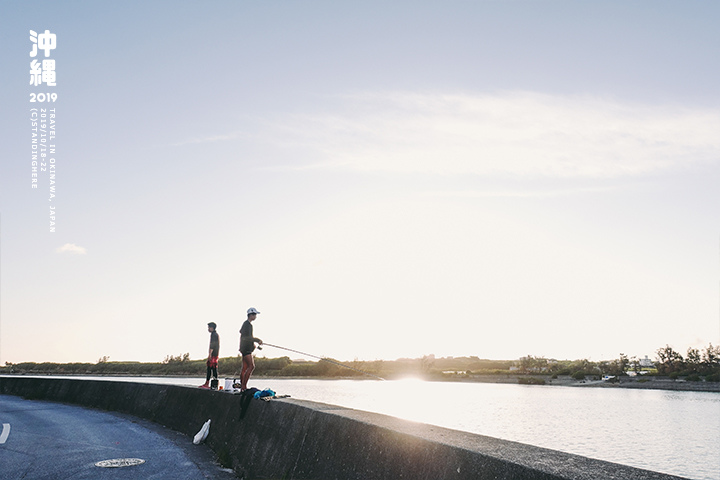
[193,419,211,445]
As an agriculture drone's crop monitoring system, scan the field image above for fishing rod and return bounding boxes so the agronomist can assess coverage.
[260,343,385,381]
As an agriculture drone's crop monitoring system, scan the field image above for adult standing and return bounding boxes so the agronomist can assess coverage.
[239,307,262,391]
[200,322,220,389]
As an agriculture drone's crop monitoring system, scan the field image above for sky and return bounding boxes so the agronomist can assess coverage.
[1,1,719,365]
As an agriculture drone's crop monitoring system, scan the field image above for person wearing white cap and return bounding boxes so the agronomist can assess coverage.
[239,307,263,391]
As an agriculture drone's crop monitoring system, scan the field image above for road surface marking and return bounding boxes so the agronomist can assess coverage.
[95,458,145,468]
[0,424,10,444]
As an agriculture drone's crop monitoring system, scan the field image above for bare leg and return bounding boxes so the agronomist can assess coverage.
[240,354,255,391]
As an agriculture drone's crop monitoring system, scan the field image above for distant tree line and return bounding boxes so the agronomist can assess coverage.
[2,344,718,381]
[512,344,720,382]
[654,344,720,381]
[1,355,383,379]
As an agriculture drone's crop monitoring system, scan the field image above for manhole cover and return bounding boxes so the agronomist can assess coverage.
[95,458,146,468]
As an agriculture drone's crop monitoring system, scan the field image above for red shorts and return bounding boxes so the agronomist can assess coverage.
[207,356,218,368]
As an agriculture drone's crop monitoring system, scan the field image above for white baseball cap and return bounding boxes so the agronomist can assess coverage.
[247,307,260,315]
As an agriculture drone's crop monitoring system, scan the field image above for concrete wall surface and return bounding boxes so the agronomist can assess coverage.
[0,377,689,480]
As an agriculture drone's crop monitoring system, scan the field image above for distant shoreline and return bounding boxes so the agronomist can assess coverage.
[447,374,720,393]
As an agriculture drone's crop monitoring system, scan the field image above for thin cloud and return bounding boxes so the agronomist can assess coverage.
[56,243,87,255]
[264,91,720,178]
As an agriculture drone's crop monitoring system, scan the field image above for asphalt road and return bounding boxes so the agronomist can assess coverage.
[0,394,238,480]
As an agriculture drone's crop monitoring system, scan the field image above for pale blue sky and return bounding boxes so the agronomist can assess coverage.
[1,1,719,364]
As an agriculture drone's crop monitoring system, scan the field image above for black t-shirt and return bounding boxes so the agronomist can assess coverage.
[239,320,255,354]
[209,331,219,357]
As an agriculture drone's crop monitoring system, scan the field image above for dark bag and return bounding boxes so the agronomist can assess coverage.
[239,388,260,419]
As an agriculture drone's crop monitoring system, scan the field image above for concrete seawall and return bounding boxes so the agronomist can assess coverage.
[0,377,688,480]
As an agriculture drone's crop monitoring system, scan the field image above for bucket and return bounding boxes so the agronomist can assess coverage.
[224,378,234,391]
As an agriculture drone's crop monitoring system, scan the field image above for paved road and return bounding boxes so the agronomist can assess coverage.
[0,394,238,480]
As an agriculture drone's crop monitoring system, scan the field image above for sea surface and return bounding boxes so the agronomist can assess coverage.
[20,376,720,480]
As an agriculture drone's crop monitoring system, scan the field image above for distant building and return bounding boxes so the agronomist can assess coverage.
[639,355,654,368]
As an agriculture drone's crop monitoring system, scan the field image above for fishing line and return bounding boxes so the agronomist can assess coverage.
[261,343,385,381]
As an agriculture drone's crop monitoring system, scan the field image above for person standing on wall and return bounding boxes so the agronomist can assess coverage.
[200,322,220,389]
[239,307,262,391]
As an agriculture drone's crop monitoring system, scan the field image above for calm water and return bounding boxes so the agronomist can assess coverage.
[21,376,720,480]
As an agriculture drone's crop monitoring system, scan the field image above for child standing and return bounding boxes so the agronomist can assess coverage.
[200,322,220,389]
